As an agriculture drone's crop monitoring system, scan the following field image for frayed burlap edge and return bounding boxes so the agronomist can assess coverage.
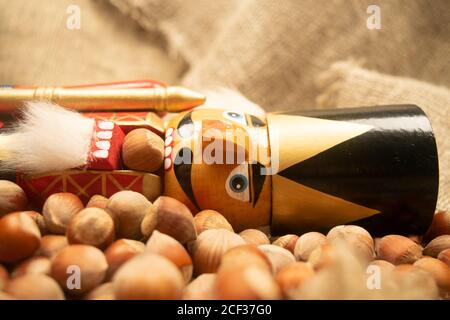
[108,0,189,72]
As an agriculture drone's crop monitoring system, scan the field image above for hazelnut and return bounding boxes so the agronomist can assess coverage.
[112,253,184,300]
[182,274,217,300]
[122,128,164,172]
[51,244,108,296]
[194,210,234,234]
[0,264,8,290]
[215,264,281,300]
[275,262,315,298]
[66,207,115,249]
[423,235,450,258]
[86,195,108,209]
[308,243,336,270]
[258,244,296,274]
[189,229,245,275]
[376,235,423,265]
[84,282,115,300]
[239,229,270,246]
[392,264,423,277]
[294,232,328,261]
[43,193,83,234]
[327,225,374,261]
[368,260,395,280]
[414,257,450,298]
[272,234,299,254]
[140,205,157,240]
[438,249,450,267]
[11,256,51,278]
[0,212,41,263]
[4,274,64,300]
[424,211,450,242]
[104,239,146,280]
[23,211,47,235]
[393,264,440,299]
[36,235,68,258]
[146,230,192,283]
[0,180,27,216]
[369,259,395,272]
[152,196,196,244]
[106,190,152,240]
[220,244,272,272]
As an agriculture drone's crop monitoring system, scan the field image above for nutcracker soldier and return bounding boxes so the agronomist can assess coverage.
[0,80,439,236]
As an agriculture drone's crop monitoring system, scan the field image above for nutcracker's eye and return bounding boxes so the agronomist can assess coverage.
[229,174,248,193]
[225,164,250,202]
[223,111,247,126]
[177,111,194,138]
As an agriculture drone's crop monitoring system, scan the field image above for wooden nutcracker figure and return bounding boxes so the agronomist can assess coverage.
[0,81,439,236]
[164,105,439,236]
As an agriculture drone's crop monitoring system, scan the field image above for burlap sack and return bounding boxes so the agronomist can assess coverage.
[0,0,183,85]
[110,0,450,109]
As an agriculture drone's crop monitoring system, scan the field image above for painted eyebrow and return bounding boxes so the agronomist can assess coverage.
[250,115,266,127]
[173,147,199,210]
[251,162,266,207]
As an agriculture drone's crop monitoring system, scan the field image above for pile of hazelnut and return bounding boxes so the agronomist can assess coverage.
[0,179,449,300]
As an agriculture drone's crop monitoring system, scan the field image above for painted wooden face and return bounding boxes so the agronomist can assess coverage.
[164,106,437,236]
[163,108,271,231]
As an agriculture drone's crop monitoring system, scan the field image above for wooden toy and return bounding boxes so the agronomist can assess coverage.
[0,81,439,235]
[164,105,439,236]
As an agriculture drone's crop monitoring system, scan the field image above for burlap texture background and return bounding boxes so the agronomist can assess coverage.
[0,0,448,209]
[0,0,184,85]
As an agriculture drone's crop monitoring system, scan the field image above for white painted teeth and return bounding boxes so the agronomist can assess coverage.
[165,127,174,137]
[97,131,113,139]
[98,121,114,130]
[164,158,172,170]
[95,140,111,150]
[165,135,173,147]
[93,121,114,160]
[164,127,174,170]
[164,146,172,157]
[93,150,108,159]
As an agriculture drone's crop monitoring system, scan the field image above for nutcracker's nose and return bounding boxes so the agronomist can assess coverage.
[201,119,227,133]
[201,119,249,165]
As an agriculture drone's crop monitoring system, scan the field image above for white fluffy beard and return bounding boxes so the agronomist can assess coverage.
[0,101,95,174]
